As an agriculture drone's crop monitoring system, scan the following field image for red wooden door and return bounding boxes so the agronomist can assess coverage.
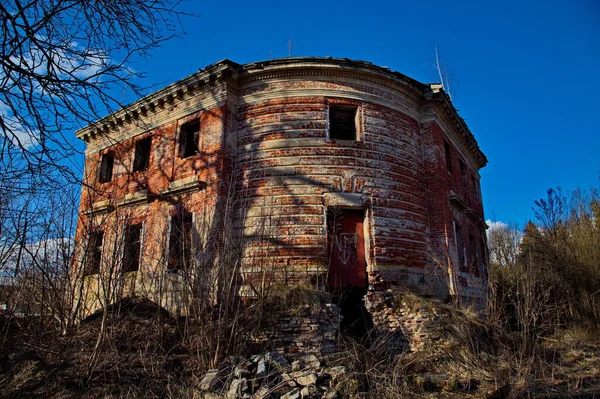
[327,209,367,289]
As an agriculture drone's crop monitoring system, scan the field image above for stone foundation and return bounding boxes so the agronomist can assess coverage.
[252,303,340,356]
[365,288,451,351]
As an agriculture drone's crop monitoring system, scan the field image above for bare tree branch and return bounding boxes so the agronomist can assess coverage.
[0,0,189,185]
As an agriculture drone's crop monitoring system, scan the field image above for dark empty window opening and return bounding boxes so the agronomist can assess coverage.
[329,105,358,140]
[168,210,193,271]
[469,234,480,276]
[98,152,115,183]
[455,222,466,271]
[444,141,453,171]
[122,223,142,273]
[86,231,104,275]
[480,238,488,275]
[471,173,479,201]
[133,137,152,172]
[178,120,200,158]
[459,160,467,187]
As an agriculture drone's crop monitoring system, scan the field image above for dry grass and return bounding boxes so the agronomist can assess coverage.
[1,293,600,398]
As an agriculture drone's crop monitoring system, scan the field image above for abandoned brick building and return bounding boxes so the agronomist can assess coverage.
[73,57,488,321]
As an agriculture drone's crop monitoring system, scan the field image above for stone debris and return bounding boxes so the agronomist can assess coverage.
[291,354,321,372]
[197,352,348,398]
[290,371,318,387]
[265,352,290,372]
[200,369,222,392]
[300,385,321,398]
[280,387,301,399]
[256,360,268,379]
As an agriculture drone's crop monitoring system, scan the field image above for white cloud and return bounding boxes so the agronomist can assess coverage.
[0,101,38,148]
[0,37,111,149]
[0,237,74,279]
[486,219,509,232]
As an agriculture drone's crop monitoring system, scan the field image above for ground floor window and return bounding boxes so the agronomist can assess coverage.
[122,223,142,273]
[168,209,193,271]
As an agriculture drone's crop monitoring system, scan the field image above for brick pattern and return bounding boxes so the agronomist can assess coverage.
[72,58,488,316]
[365,289,449,351]
[251,304,340,356]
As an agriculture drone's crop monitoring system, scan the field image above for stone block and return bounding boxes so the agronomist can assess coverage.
[199,369,221,392]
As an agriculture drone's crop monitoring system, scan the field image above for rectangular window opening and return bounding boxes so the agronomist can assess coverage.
[98,152,115,183]
[444,141,453,171]
[133,137,152,172]
[168,210,193,271]
[329,105,358,140]
[480,238,487,274]
[122,223,142,273]
[469,234,480,276]
[178,120,200,158]
[85,230,104,275]
[459,160,467,187]
[455,222,466,272]
[471,173,479,201]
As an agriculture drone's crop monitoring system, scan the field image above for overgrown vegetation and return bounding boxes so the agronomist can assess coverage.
[1,187,600,398]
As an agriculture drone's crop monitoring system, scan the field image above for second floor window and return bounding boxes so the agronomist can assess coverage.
[98,152,115,183]
[178,120,200,158]
[122,223,142,273]
[444,141,453,172]
[459,160,467,188]
[329,105,358,140]
[133,137,152,172]
[471,173,479,201]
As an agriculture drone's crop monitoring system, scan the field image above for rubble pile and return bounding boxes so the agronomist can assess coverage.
[197,353,348,399]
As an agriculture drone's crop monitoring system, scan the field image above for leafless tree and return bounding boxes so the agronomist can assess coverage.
[0,0,187,185]
[487,221,521,269]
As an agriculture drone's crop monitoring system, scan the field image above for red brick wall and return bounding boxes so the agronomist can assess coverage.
[73,59,488,312]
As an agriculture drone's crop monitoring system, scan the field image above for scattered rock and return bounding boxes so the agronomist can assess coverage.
[292,354,321,371]
[252,384,270,399]
[227,378,249,398]
[327,366,346,384]
[292,371,318,387]
[280,387,301,399]
[200,369,221,392]
[300,384,321,398]
[235,363,252,379]
[321,390,340,399]
[281,373,298,388]
[265,352,290,372]
[256,360,268,379]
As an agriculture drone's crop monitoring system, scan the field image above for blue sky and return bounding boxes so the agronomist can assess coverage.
[123,0,599,226]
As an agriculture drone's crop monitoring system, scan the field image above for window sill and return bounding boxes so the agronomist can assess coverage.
[83,200,114,215]
[116,189,149,207]
[159,176,207,196]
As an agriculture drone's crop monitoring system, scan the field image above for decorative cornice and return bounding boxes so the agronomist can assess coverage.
[74,57,487,171]
[424,86,487,169]
[239,68,424,101]
[240,58,426,93]
[75,59,240,143]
